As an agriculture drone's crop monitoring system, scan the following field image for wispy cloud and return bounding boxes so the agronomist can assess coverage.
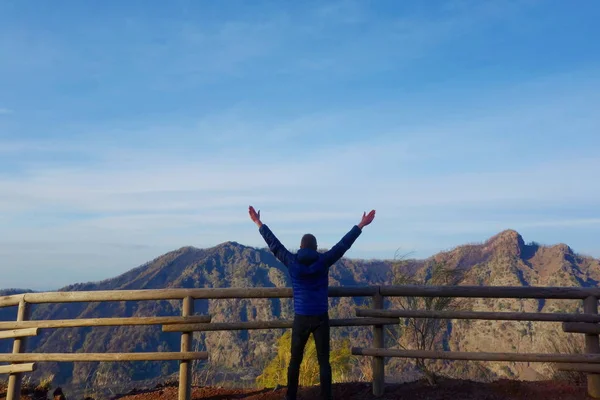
[1,0,599,289]
[406,218,600,236]
[1,69,598,217]
[0,0,532,91]
[0,140,91,154]
[273,0,534,77]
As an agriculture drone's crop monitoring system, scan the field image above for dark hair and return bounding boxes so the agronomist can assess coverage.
[53,388,66,400]
[301,234,317,251]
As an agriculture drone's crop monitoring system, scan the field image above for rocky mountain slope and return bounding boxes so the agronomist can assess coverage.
[0,241,390,391]
[434,230,600,380]
[0,230,598,392]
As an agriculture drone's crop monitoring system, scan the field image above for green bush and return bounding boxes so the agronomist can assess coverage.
[256,331,353,388]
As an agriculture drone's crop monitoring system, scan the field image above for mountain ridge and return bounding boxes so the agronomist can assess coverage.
[3,230,594,295]
[1,229,598,393]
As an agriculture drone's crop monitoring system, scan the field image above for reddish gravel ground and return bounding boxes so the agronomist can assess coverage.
[114,379,592,400]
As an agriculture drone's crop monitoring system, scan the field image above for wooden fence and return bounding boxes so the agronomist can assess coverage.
[1,285,600,399]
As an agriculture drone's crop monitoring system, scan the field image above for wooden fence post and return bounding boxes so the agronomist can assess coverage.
[179,296,195,400]
[585,296,600,398]
[372,289,385,397]
[7,299,31,400]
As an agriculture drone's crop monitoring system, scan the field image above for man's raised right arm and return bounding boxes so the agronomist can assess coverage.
[323,210,376,266]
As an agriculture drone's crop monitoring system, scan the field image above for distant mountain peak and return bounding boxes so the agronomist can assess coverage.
[173,242,252,255]
[176,245,200,252]
[215,241,249,248]
[485,229,525,256]
[209,241,257,254]
[553,243,574,255]
[487,229,525,246]
[488,229,524,243]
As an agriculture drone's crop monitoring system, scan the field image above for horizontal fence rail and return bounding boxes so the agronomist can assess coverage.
[0,364,36,375]
[0,328,39,340]
[351,348,600,364]
[0,286,378,307]
[563,322,600,334]
[558,364,600,373]
[163,317,399,332]
[357,308,600,323]
[0,352,208,362]
[379,285,600,299]
[0,316,211,330]
[0,288,293,307]
[2,285,596,307]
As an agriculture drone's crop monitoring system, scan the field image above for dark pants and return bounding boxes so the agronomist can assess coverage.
[286,312,332,400]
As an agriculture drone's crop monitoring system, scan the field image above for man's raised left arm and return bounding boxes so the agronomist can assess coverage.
[249,206,294,266]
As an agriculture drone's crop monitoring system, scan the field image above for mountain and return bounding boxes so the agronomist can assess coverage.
[432,230,600,381]
[0,231,598,393]
[0,241,390,393]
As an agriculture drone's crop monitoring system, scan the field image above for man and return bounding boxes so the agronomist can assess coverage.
[248,206,376,400]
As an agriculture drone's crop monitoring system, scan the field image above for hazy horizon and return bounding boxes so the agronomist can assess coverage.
[4,228,595,292]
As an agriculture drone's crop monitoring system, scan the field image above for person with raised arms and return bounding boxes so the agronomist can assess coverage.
[248,206,376,400]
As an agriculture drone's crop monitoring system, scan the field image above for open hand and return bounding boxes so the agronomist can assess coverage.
[249,206,263,227]
[358,210,376,229]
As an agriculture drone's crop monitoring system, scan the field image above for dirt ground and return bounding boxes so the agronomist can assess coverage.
[113,379,592,400]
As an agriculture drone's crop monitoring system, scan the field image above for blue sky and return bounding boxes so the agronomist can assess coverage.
[1,0,599,290]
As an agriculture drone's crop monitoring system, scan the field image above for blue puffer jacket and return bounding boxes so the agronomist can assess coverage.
[259,224,362,316]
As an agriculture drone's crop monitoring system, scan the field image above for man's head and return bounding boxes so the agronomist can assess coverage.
[300,233,317,251]
[53,388,66,400]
